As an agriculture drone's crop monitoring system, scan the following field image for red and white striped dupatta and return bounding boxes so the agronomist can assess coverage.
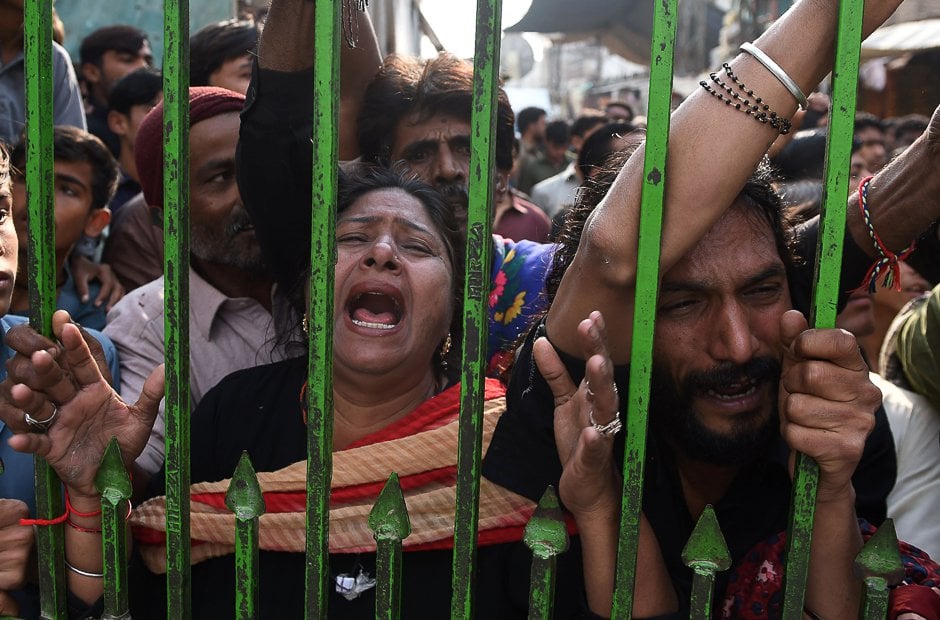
[131,379,540,573]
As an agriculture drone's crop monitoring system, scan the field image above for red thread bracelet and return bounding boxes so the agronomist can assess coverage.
[857,175,916,293]
[65,518,102,534]
[66,491,102,518]
[20,509,68,527]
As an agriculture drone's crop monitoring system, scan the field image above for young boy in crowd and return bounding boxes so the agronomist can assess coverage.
[9,126,119,330]
[106,67,162,215]
[190,18,258,95]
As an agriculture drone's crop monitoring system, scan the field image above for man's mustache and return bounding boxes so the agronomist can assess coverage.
[682,356,781,394]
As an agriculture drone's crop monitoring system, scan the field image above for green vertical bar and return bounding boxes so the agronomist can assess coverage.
[524,487,569,620]
[96,439,132,619]
[162,0,191,617]
[859,577,890,620]
[611,0,678,616]
[305,0,340,617]
[855,520,903,620]
[687,568,717,619]
[681,506,731,620]
[23,0,66,617]
[449,0,501,617]
[226,453,266,620]
[781,0,864,616]
[369,474,411,620]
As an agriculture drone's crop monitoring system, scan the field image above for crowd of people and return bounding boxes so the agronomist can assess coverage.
[0,0,938,617]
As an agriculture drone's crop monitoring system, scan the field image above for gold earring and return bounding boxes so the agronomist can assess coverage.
[439,332,452,369]
[302,315,309,336]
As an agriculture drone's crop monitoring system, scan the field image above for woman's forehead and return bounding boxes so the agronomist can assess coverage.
[343,188,439,232]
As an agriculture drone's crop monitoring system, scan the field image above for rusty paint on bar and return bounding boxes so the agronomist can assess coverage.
[23,0,65,616]
[612,0,678,616]
[97,439,133,619]
[306,0,341,617]
[682,506,731,619]
[524,487,569,619]
[226,453,266,619]
[369,474,411,620]
[781,0,865,615]
[162,0,192,617]
[450,0,501,617]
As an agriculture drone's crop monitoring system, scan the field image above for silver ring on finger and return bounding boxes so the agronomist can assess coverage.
[24,406,58,434]
[589,408,622,436]
[584,379,596,400]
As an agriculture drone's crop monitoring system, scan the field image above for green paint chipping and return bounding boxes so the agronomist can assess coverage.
[305,0,340,617]
[369,474,409,620]
[95,438,133,504]
[681,505,731,571]
[24,2,66,615]
[368,473,412,541]
[682,506,731,620]
[855,520,903,620]
[162,0,192,617]
[524,488,568,620]
[226,452,264,620]
[855,519,904,583]
[95,438,132,618]
[450,0,502,617]
[523,487,569,561]
[613,0,678,616]
[783,0,865,616]
[226,452,266,520]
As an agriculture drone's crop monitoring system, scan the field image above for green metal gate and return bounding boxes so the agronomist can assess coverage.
[15,0,906,618]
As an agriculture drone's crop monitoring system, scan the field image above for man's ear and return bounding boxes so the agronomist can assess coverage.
[83,207,110,237]
[81,62,101,85]
[107,110,129,136]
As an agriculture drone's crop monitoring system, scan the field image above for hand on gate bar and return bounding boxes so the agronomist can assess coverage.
[777,310,881,502]
[0,310,163,500]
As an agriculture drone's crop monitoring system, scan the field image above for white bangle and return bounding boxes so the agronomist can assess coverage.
[64,559,105,578]
[740,42,808,110]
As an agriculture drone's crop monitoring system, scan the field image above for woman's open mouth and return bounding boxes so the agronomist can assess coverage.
[347,291,403,330]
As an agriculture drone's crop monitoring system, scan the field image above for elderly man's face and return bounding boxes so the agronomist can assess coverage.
[188,111,264,273]
[390,113,472,193]
[650,204,791,465]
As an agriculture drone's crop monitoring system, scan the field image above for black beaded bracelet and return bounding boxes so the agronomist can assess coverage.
[699,63,792,135]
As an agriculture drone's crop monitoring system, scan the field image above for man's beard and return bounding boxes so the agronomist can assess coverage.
[650,356,781,467]
[191,207,267,273]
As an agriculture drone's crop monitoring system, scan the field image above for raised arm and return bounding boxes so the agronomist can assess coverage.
[845,104,940,272]
[238,0,381,291]
[546,0,903,362]
[258,0,380,159]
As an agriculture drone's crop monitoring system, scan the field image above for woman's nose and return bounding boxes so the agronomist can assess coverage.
[361,239,401,272]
